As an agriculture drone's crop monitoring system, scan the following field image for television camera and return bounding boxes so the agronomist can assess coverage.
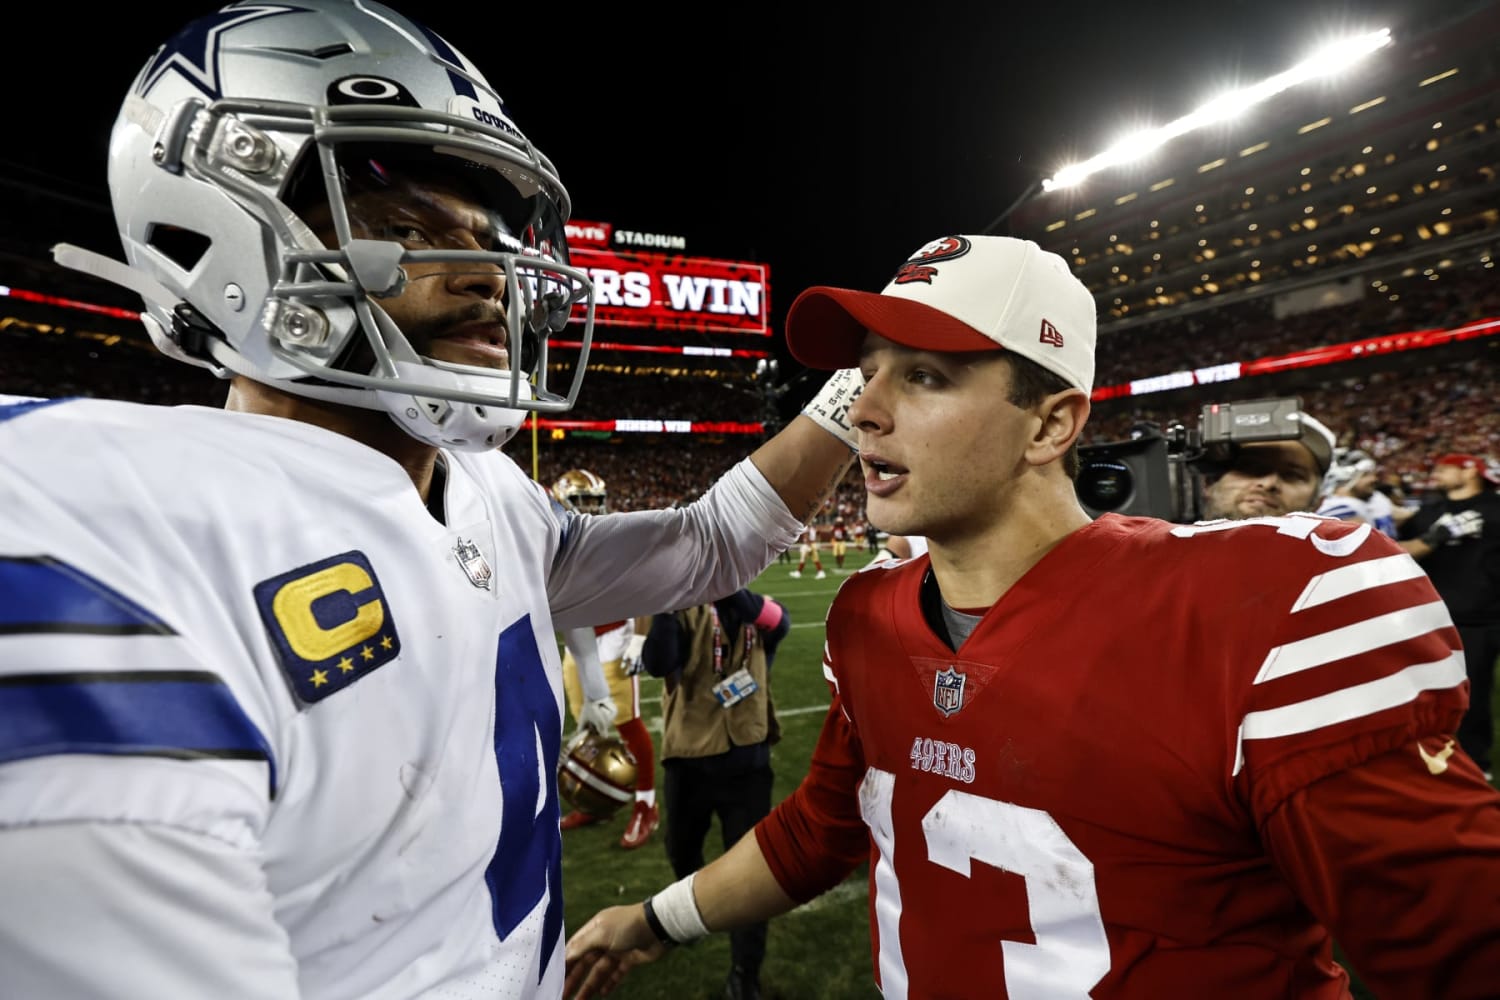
[1075,396,1322,523]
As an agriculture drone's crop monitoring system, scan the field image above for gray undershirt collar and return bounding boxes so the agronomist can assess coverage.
[940,601,983,650]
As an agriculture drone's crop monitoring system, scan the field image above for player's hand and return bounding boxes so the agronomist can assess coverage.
[564,904,669,999]
[579,696,616,734]
[620,634,647,677]
[801,368,864,451]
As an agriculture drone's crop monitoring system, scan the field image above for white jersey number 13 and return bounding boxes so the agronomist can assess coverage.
[860,767,1110,999]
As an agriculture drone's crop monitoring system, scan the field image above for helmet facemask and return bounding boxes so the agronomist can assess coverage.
[265,137,590,449]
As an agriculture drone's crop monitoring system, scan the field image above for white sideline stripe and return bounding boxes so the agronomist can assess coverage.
[1244,651,1465,740]
[636,700,832,737]
[762,585,847,599]
[792,872,868,914]
[1254,600,1452,684]
[774,703,832,719]
[638,688,829,720]
[1291,553,1427,612]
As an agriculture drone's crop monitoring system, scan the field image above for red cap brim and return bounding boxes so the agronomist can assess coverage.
[785,287,1000,370]
[1437,453,1482,469]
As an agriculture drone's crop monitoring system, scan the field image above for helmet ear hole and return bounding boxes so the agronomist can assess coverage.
[146,224,212,271]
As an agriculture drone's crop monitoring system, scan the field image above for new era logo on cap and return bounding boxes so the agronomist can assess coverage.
[784,235,1097,394]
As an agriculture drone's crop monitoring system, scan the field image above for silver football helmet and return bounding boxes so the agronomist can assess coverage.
[1323,447,1377,493]
[54,0,595,450]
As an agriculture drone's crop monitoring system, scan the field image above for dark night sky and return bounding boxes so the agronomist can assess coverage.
[7,0,1434,381]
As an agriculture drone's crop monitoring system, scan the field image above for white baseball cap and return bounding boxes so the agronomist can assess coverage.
[785,235,1097,394]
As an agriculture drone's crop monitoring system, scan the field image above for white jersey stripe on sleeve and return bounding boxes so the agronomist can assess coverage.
[1254,600,1453,684]
[1290,553,1428,612]
[1242,651,1465,742]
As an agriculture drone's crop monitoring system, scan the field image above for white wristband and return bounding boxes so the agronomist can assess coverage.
[651,872,710,945]
[800,368,864,451]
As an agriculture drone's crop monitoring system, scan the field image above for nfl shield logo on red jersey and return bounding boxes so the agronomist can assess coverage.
[933,666,966,717]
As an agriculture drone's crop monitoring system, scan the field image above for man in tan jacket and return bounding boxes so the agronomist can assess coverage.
[633,588,790,1000]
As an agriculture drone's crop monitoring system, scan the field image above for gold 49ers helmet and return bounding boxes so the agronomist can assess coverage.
[551,468,608,514]
[558,728,637,818]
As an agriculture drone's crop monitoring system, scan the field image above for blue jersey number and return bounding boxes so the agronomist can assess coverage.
[486,616,563,980]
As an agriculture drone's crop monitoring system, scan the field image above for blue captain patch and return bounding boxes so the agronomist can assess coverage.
[253,551,401,706]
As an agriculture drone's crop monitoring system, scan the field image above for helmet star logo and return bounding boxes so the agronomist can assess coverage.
[140,4,308,100]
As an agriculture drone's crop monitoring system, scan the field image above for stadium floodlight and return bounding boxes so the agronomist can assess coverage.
[1041,27,1392,193]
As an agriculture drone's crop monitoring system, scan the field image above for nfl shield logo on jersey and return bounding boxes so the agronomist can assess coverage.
[453,537,492,590]
[933,666,966,717]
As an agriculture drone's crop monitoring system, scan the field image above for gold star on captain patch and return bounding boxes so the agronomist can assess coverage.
[380,635,394,650]
[361,646,375,662]
[311,669,329,687]
[338,656,355,673]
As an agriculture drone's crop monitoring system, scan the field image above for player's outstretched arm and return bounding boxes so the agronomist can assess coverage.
[746,370,861,523]
[563,824,797,999]
[563,626,616,733]
[546,370,861,631]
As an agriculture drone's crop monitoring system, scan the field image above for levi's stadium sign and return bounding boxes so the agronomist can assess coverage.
[564,219,769,336]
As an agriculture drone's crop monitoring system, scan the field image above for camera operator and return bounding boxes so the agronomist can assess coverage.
[1075,398,1337,524]
[1199,409,1337,521]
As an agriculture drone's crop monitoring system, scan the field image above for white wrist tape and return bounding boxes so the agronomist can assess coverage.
[651,872,710,945]
[800,368,864,451]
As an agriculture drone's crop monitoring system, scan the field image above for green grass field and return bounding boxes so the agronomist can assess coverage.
[559,550,880,1000]
[555,548,1395,999]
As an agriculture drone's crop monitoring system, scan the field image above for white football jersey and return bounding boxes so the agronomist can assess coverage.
[0,396,800,999]
[1316,493,1381,531]
[1364,489,1401,538]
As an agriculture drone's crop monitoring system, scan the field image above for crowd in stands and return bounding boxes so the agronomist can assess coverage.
[521,438,753,511]
[1091,261,1499,391]
[543,368,768,425]
[0,327,226,407]
[3,256,1495,511]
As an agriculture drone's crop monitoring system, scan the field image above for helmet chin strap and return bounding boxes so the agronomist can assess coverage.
[52,243,179,313]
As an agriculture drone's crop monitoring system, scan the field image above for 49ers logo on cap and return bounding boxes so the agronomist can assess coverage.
[892,236,972,285]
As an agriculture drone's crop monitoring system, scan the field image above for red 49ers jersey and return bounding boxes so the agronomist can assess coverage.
[757,512,1498,998]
